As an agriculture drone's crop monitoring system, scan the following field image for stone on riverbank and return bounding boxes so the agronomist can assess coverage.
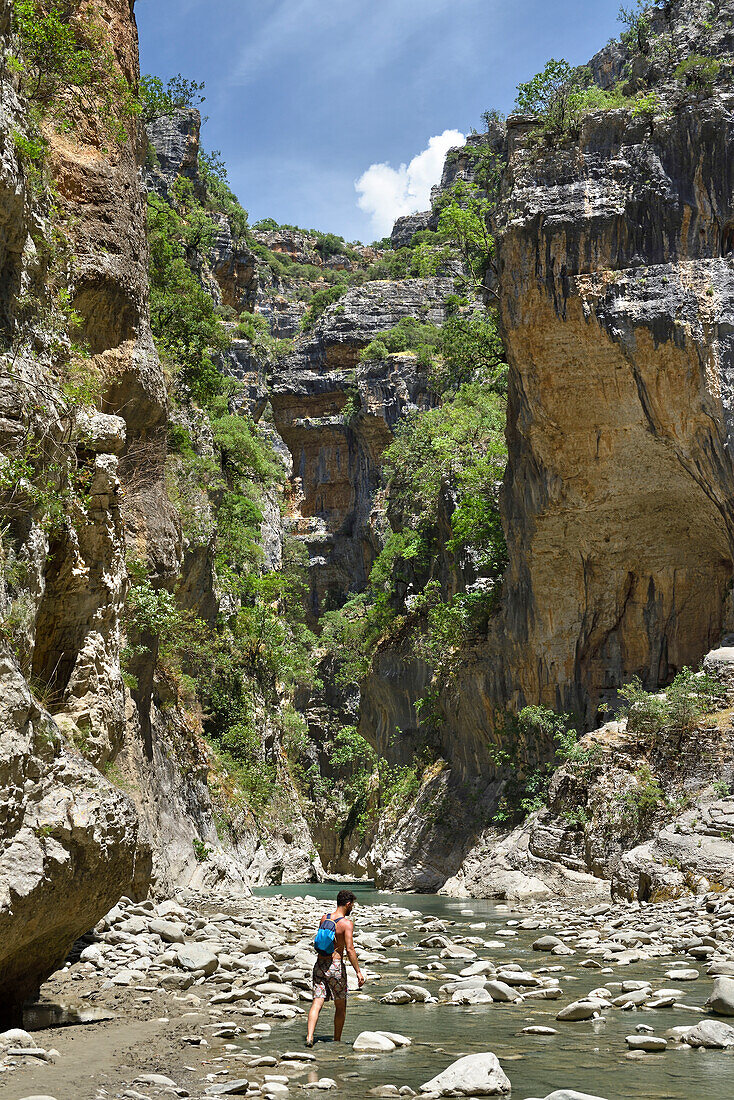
[683,1019,734,1048]
[705,976,734,1016]
[625,1035,667,1051]
[354,1031,398,1052]
[420,1052,511,1096]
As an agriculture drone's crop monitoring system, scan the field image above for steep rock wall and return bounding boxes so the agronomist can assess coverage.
[496,95,734,720]
[272,281,450,615]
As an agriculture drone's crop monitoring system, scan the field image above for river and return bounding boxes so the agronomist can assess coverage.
[252,884,734,1100]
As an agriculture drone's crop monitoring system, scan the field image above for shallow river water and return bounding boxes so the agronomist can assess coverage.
[251,884,734,1100]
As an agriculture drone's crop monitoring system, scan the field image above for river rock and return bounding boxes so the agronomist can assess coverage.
[150,919,186,943]
[705,976,734,1016]
[684,1019,734,1048]
[420,1052,511,1096]
[625,1035,667,1051]
[176,944,219,975]
[379,1031,412,1047]
[556,1000,599,1021]
[532,1093,610,1100]
[452,987,493,1004]
[353,1031,397,1052]
[486,980,521,1003]
[533,936,563,951]
[205,1081,251,1096]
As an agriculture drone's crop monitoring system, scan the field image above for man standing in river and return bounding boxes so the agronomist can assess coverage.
[306,889,365,1045]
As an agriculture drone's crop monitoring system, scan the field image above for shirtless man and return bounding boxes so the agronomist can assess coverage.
[306,889,365,1045]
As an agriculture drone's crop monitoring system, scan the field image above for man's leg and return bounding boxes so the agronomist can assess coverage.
[306,996,325,1044]
[333,997,346,1041]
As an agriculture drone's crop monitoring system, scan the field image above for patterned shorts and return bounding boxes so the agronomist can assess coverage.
[313,954,348,1002]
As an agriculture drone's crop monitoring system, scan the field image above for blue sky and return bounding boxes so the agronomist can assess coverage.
[136,0,622,242]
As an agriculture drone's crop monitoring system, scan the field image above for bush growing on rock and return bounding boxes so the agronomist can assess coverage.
[11,0,140,140]
[140,73,206,122]
[618,667,724,747]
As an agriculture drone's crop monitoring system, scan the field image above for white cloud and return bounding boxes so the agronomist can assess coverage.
[354,129,465,239]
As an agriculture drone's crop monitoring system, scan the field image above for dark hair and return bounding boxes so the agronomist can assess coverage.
[337,889,356,908]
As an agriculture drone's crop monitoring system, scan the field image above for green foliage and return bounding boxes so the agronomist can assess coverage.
[300,284,348,331]
[192,838,212,862]
[359,309,505,396]
[674,54,721,92]
[124,562,180,650]
[140,73,205,122]
[322,383,507,694]
[329,725,377,770]
[618,764,666,828]
[147,192,231,404]
[198,150,249,240]
[315,232,346,258]
[11,128,48,189]
[212,414,282,484]
[618,668,724,746]
[384,382,506,545]
[713,779,732,799]
[618,1,654,53]
[562,806,590,826]
[0,437,80,534]
[11,0,140,141]
[433,309,506,394]
[515,58,588,133]
[360,316,442,365]
[360,338,389,362]
[436,182,495,293]
[236,312,292,363]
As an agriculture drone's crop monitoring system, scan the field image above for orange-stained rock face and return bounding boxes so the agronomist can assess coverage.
[495,100,734,722]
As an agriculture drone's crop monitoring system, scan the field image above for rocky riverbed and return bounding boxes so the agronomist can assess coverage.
[3,884,734,1100]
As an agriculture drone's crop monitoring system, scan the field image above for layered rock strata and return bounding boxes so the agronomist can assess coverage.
[271,281,451,613]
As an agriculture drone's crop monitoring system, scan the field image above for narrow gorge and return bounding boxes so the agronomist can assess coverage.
[1,0,734,1093]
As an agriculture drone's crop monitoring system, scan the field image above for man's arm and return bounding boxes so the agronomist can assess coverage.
[343,920,365,986]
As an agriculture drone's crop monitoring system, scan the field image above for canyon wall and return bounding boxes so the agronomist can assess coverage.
[359,0,734,891]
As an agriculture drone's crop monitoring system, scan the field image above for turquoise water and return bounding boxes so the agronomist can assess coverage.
[252,885,734,1100]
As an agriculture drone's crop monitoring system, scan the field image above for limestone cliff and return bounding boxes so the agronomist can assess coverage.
[272,279,452,615]
[0,0,156,1022]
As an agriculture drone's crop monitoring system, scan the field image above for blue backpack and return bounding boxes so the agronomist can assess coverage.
[314,913,342,955]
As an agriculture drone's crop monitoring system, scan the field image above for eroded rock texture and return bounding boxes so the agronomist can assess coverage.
[361,1,734,892]
[272,281,450,614]
[497,94,734,721]
[0,647,143,1026]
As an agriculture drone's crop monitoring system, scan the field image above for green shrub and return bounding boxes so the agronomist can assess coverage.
[360,338,389,362]
[147,193,230,405]
[193,838,212,861]
[618,668,723,745]
[514,58,588,133]
[674,54,721,92]
[140,73,205,122]
[618,1,654,53]
[300,284,347,331]
[11,0,140,141]
[618,764,665,828]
